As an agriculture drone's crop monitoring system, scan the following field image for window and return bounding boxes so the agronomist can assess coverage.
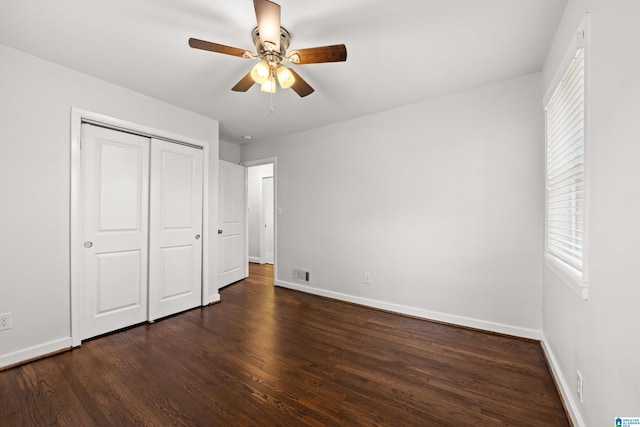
[545,39,585,273]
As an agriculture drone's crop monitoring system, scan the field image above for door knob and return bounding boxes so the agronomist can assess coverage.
[195,234,201,240]
[218,229,223,234]
[84,241,93,248]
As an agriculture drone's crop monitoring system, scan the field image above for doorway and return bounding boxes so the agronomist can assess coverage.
[245,160,276,280]
[261,176,274,264]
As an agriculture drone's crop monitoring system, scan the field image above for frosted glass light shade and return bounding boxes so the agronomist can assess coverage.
[260,75,276,93]
[276,66,295,89]
[250,61,270,84]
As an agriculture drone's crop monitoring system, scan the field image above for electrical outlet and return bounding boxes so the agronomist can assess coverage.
[364,272,372,284]
[0,312,12,331]
[576,370,584,403]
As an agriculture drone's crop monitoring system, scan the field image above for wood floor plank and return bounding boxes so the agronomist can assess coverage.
[0,263,569,426]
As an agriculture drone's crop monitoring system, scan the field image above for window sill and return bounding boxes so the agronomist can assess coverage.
[544,254,589,300]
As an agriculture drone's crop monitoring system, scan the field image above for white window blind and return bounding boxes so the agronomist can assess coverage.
[545,46,585,272]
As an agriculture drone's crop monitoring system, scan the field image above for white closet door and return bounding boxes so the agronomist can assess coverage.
[81,124,150,339]
[218,160,247,287]
[148,139,204,321]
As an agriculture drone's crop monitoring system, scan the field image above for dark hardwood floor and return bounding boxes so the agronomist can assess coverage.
[0,263,569,426]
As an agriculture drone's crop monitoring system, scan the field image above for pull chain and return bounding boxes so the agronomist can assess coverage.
[270,91,275,113]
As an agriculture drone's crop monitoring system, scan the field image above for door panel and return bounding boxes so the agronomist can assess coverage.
[160,245,194,298]
[96,250,143,313]
[149,139,203,321]
[219,160,247,286]
[98,142,145,230]
[160,151,197,229]
[222,235,242,272]
[81,124,149,339]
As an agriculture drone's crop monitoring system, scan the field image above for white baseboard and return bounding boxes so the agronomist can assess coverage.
[540,333,585,427]
[206,293,221,305]
[248,256,261,264]
[275,280,540,340]
[0,337,72,369]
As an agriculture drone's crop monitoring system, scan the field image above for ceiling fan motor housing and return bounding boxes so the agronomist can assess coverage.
[251,26,290,62]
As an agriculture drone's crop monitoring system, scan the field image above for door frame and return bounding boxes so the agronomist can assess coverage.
[70,107,211,347]
[243,158,277,283]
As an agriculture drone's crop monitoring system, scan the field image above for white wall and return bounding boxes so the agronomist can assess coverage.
[219,139,241,164]
[0,44,219,368]
[242,73,544,337]
[541,1,640,425]
[247,164,274,262]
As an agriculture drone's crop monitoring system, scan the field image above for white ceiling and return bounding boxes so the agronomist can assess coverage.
[0,0,566,144]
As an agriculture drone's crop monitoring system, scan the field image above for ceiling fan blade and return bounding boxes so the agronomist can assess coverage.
[288,44,347,64]
[254,0,281,52]
[188,38,249,58]
[288,69,314,97]
[231,72,256,92]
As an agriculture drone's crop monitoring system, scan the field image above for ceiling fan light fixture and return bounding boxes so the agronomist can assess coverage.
[250,60,270,84]
[276,65,295,89]
[260,75,277,93]
[188,1,347,98]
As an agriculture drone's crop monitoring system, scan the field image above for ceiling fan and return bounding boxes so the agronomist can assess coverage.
[188,0,347,97]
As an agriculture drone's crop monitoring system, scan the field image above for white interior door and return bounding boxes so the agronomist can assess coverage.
[81,124,150,339]
[219,160,247,287]
[261,176,274,264]
[149,139,204,321]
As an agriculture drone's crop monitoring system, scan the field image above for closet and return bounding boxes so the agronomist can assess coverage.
[80,124,203,339]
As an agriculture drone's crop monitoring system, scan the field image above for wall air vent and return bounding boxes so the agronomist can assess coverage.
[292,268,311,283]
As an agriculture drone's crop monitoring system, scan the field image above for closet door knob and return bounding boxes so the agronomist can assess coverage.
[84,241,93,248]
[218,229,223,234]
[195,234,201,240]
